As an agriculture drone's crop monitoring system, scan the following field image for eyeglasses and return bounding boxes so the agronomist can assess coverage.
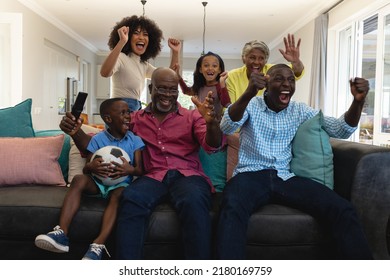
[153,86,179,95]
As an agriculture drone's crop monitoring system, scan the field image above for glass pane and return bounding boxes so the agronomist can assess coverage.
[178,70,194,109]
[360,15,377,144]
[337,27,353,117]
[381,15,390,133]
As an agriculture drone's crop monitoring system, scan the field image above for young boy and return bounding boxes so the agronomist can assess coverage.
[35,98,144,260]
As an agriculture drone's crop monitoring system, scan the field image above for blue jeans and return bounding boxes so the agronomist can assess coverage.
[216,169,373,259]
[122,98,141,111]
[116,170,212,259]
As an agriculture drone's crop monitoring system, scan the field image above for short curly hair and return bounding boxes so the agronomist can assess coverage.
[107,15,163,62]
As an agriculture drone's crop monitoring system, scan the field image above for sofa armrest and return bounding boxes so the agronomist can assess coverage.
[330,138,390,198]
[331,138,390,259]
[387,216,390,256]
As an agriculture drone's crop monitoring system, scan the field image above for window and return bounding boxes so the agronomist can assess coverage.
[379,15,390,137]
[331,4,390,146]
[360,14,377,144]
[178,70,194,109]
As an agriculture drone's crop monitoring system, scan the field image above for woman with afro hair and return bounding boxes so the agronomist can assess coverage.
[100,15,181,111]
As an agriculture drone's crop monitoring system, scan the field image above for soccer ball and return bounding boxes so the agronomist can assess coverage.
[91,146,131,186]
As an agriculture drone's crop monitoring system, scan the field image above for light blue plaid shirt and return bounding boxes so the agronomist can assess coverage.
[221,97,356,180]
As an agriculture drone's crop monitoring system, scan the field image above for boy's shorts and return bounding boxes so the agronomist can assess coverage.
[91,176,129,199]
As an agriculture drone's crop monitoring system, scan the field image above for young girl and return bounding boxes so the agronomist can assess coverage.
[177,52,230,192]
[178,51,230,119]
[100,15,181,112]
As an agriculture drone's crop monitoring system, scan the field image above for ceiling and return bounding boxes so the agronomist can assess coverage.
[20,0,343,58]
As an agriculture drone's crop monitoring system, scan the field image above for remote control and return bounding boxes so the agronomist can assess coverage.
[71,92,88,119]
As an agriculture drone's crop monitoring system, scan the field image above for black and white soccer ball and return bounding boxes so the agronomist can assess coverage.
[91,146,130,186]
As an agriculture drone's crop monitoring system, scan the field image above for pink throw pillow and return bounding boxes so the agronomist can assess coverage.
[0,134,66,186]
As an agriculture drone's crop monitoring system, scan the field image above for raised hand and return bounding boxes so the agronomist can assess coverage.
[246,72,268,98]
[59,112,83,136]
[279,33,301,63]
[219,71,228,88]
[168,38,181,53]
[192,91,217,124]
[350,77,369,102]
[118,26,129,45]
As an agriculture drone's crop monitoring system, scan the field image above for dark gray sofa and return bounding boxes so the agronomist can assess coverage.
[0,137,389,260]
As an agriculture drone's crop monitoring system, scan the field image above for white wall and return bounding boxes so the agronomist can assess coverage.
[268,21,316,105]
[1,0,97,130]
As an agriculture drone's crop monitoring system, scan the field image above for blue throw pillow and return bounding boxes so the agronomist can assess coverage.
[0,99,35,137]
[290,111,334,189]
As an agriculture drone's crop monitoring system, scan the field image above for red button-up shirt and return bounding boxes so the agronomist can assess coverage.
[130,103,222,191]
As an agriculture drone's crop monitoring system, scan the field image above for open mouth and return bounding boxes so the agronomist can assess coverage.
[159,96,172,107]
[279,91,291,105]
[135,42,145,51]
[205,72,216,80]
[251,66,261,73]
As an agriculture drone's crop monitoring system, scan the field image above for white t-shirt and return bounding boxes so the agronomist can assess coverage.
[111,53,155,100]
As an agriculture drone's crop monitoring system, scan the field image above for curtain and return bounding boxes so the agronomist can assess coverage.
[309,13,328,109]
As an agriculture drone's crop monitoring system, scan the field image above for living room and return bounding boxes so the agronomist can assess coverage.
[0,0,389,278]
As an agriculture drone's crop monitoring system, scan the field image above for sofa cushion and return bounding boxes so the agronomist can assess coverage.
[0,185,107,247]
[0,99,35,138]
[68,125,102,184]
[290,111,334,189]
[34,130,71,181]
[0,135,66,186]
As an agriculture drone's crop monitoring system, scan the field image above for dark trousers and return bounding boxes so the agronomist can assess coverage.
[216,169,373,259]
[116,170,212,259]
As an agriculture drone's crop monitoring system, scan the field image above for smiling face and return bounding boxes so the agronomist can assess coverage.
[105,100,131,138]
[264,65,296,113]
[244,48,267,78]
[149,68,179,115]
[130,27,149,56]
[199,55,222,85]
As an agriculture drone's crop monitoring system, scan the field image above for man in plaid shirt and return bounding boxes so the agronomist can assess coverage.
[217,63,372,260]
